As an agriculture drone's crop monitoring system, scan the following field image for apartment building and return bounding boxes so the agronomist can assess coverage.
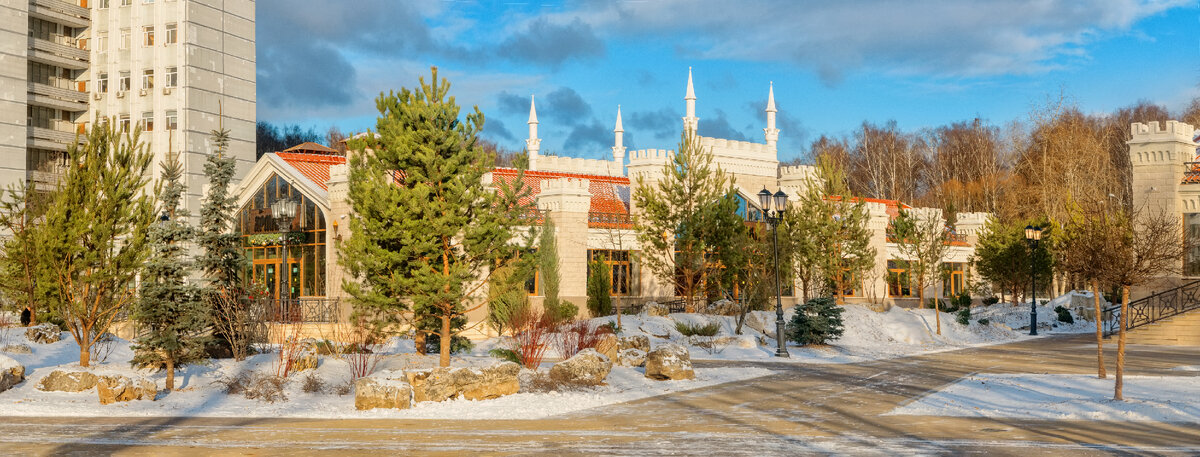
[0,0,255,219]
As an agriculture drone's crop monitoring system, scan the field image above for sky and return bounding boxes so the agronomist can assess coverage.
[256,0,1200,163]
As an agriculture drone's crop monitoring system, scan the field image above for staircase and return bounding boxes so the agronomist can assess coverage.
[1103,279,1200,346]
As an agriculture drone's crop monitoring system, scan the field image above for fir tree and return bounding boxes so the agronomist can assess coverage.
[132,150,210,390]
[538,219,573,321]
[788,297,845,345]
[196,124,252,358]
[586,254,612,317]
[41,121,156,367]
[340,67,533,367]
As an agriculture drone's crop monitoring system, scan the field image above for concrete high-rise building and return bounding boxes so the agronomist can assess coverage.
[0,0,255,218]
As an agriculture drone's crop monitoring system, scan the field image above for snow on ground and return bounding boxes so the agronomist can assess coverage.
[1174,366,1200,372]
[887,373,1200,423]
[574,296,1094,365]
[0,331,772,420]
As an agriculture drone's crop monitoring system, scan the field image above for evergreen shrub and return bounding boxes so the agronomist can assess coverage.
[787,297,845,345]
[1054,305,1075,324]
[982,297,1000,306]
[675,321,720,337]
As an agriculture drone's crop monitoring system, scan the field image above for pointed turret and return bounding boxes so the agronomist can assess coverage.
[612,105,626,166]
[526,95,541,171]
[683,67,699,133]
[764,82,779,150]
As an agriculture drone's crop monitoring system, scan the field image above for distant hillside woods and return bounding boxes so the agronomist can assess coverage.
[255,121,347,159]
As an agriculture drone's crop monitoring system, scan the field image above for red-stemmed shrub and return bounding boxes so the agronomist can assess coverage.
[554,320,613,359]
[506,307,555,369]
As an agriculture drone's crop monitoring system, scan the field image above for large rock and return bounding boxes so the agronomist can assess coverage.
[0,355,24,392]
[354,375,412,410]
[594,334,618,363]
[618,335,650,353]
[25,324,61,344]
[549,349,612,386]
[2,344,32,355]
[37,369,99,392]
[617,348,646,367]
[643,301,669,317]
[644,343,695,381]
[405,362,520,403]
[96,375,157,404]
[706,299,740,316]
[744,312,778,339]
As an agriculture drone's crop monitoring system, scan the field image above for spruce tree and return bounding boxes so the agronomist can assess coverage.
[538,219,573,321]
[340,67,533,367]
[41,122,156,367]
[132,150,209,390]
[196,125,251,358]
[586,255,612,317]
[788,297,845,345]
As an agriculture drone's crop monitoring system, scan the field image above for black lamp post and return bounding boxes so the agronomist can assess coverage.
[272,195,300,308]
[758,187,790,357]
[1024,225,1043,336]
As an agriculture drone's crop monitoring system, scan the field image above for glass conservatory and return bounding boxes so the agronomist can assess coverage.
[237,174,328,300]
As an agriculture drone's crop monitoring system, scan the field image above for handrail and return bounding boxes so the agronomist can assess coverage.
[1102,279,1200,337]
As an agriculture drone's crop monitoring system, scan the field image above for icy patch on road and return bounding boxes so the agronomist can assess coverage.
[887,373,1200,423]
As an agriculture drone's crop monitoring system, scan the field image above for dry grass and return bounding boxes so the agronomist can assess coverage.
[300,372,325,394]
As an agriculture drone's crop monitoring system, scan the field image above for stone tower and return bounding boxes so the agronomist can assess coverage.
[1128,120,1197,216]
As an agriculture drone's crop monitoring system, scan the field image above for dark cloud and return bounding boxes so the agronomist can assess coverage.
[483,117,515,142]
[496,91,529,115]
[563,120,611,153]
[258,42,357,109]
[629,108,679,140]
[698,109,749,142]
[498,18,606,67]
[543,87,593,125]
[635,70,657,87]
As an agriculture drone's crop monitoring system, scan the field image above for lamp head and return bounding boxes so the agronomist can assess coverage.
[757,187,772,210]
[773,190,788,214]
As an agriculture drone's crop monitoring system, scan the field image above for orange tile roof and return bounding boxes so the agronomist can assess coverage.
[276,152,346,191]
[490,168,631,217]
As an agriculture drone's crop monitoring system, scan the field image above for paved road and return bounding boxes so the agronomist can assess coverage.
[2,335,1198,456]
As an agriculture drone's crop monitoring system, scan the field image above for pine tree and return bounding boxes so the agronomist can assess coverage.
[196,124,252,359]
[586,254,612,317]
[971,218,1052,304]
[805,155,875,305]
[633,130,744,312]
[340,67,534,367]
[132,149,210,390]
[41,122,156,367]
[0,183,55,325]
[890,208,951,333]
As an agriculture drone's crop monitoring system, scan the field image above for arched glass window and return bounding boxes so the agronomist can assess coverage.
[237,174,327,298]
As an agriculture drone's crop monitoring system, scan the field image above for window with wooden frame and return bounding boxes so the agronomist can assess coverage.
[942,262,966,297]
[588,249,632,295]
[887,260,914,298]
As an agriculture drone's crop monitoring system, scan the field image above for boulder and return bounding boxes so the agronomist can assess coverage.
[96,375,156,404]
[292,353,319,372]
[618,335,650,353]
[549,349,612,386]
[354,376,412,410]
[643,301,669,317]
[37,369,99,392]
[644,343,695,381]
[406,362,521,403]
[744,312,778,339]
[0,355,24,393]
[25,324,61,344]
[617,348,646,367]
[707,299,740,316]
[594,334,618,363]
[687,335,754,349]
[2,344,32,355]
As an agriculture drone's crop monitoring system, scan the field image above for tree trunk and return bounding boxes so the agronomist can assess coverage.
[933,283,941,335]
[1092,279,1106,379]
[439,314,451,368]
[166,358,176,391]
[415,332,427,356]
[79,332,91,368]
[1114,284,1128,401]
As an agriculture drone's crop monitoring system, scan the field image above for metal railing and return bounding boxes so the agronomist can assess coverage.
[254,297,342,323]
[1103,280,1200,337]
[29,82,88,103]
[588,211,632,228]
[31,37,89,62]
[29,126,80,144]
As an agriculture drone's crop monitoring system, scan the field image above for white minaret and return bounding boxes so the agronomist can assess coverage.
[764,81,779,150]
[683,67,699,133]
[526,95,541,171]
[612,105,626,166]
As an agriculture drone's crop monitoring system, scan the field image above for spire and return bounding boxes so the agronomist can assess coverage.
[683,67,698,133]
[526,95,540,171]
[764,81,779,150]
[612,105,626,166]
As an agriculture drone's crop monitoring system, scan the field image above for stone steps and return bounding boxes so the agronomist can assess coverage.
[1125,309,1200,346]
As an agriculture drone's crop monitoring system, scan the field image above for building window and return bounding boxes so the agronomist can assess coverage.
[119,28,130,49]
[165,66,177,87]
[165,110,177,130]
[119,114,130,132]
[96,31,107,52]
[118,71,130,91]
[1186,214,1200,276]
[120,0,131,6]
[142,26,154,47]
[141,69,153,89]
[837,269,860,297]
[238,174,328,300]
[588,250,633,295]
[98,0,108,8]
[887,260,914,298]
[165,23,177,44]
[97,72,108,93]
[141,111,153,131]
[943,262,966,297]
[143,0,153,3]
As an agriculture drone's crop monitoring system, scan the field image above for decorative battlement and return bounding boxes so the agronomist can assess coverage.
[328,164,348,181]
[537,177,592,213]
[698,136,773,156]
[540,177,591,194]
[954,212,990,237]
[628,148,674,163]
[536,154,624,177]
[1130,121,1197,145]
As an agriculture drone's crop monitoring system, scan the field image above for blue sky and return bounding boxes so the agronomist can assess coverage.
[256,0,1200,163]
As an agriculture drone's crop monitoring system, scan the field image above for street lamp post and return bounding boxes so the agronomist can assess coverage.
[1024,225,1043,336]
[758,187,789,358]
[272,195,300,318]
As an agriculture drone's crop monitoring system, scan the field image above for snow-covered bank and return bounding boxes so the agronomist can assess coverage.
[887,373,1200,423]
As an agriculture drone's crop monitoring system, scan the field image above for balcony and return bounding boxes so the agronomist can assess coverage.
[26,170,65,187]
[28,37,89,71]
[28,0,89,29]
[28,82,88,112]
[28,125,83,152]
